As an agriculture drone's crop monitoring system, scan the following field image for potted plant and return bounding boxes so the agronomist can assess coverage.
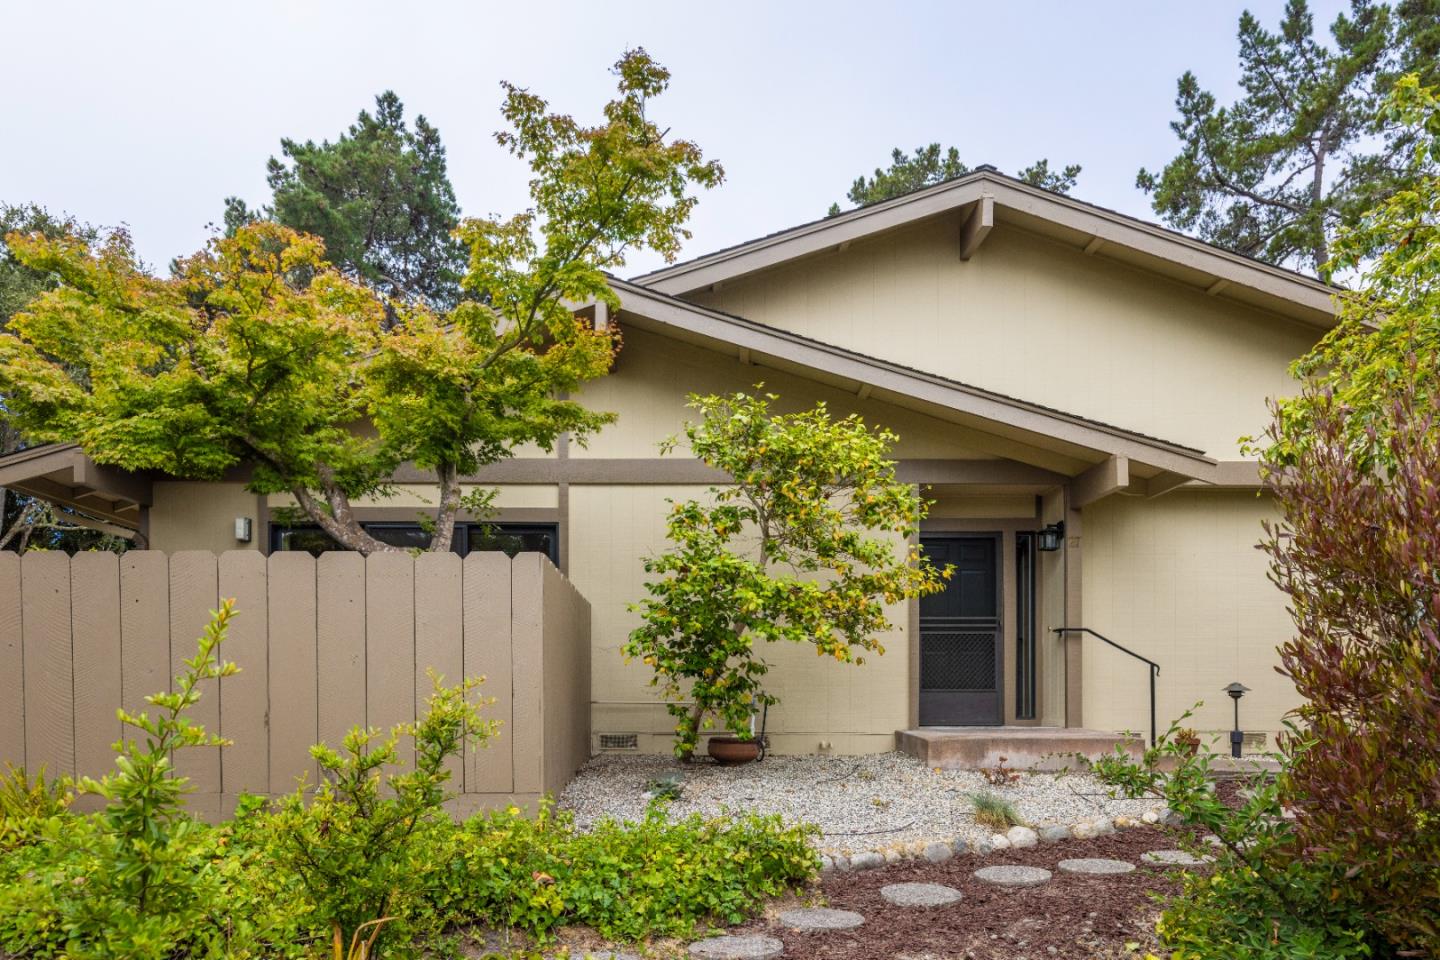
[707,735,762,765]
[1175,728,1202,756]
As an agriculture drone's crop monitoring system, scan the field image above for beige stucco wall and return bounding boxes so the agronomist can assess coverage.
[577,326,999,461]
[148,481,259,553]
[1081,489,1296,749]
[689,219,1322,459]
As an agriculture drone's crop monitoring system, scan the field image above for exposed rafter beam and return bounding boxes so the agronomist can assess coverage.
[1071,455,1130,507]
[856,382,873,401]
[73,457,152,507]
[737,347,752,365]
[1205,278,1230,296]
[55,511,140,541]
[6,476,142,528]
[1141,472,1193,498]
[1083,236,1105,255]
[959,194,994,261]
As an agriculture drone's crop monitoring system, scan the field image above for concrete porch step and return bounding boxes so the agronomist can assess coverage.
[896,726,1144,771]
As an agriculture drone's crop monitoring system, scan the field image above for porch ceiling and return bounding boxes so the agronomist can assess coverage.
[0,444,150,530]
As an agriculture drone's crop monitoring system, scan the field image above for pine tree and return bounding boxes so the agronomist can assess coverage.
[828,145,1080,216]
[1138,0,1440,276]
[225,91,466,309]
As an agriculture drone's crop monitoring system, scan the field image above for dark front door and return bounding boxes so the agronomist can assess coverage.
[919,535,1003,725]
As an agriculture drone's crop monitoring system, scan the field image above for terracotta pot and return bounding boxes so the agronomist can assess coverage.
[707,736,761,766]
[1176,736,1201,757]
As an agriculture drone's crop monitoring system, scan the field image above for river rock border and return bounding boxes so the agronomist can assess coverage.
[819,803,1181,873]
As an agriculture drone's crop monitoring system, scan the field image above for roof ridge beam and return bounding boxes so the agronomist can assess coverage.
[959,194,994,260]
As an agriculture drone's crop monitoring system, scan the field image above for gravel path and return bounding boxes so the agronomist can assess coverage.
[558,753,1156,853]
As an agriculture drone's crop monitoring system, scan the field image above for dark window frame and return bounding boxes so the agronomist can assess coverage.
[269,520,559,565]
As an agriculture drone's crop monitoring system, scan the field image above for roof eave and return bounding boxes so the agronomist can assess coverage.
[633,170,1338,325]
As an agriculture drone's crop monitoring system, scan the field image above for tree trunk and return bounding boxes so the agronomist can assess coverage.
[0,500,42,553]
[290,472,398,555]
[428,461,461,553]
[677,701,707,763]
[1310,142,1330,274]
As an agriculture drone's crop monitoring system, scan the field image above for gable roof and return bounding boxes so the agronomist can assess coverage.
[605,276,1219,483]
[631,167,1339,327]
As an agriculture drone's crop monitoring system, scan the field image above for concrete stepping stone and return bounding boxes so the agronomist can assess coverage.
[1142,849,1215,868]
[779,907,866,931]
[974,864,1053,888]
[688,934,784,960]
[880,881,964,907]
[1057,857,1136,875]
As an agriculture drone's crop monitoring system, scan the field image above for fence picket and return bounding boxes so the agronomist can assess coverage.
[120,552,170,723]
[169,551,219,792]
[219,551,269,799]
[0,554,24,771]
[21,552,73,777]
[268,552,317,793]
[415,552,463,787]
[317,552,366,748]
[464,552,513,793]
[367,553,415,773]
[71,553,122,780]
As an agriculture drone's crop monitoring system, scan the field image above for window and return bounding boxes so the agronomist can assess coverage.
[270,521,558,565]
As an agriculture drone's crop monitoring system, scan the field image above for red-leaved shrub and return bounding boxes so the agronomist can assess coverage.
[1261,381,1440,953]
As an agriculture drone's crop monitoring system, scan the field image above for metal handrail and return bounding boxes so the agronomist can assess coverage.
[1052,627,1160,747]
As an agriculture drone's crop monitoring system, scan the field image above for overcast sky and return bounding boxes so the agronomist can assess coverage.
[3,1,1355,277]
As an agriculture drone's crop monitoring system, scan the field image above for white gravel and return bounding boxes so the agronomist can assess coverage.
[557,752,1156,854]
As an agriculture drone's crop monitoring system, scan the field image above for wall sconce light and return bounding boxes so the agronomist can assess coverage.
[1036,521,1065,552]
[1224,681,1250,758]
[234,517,253,543]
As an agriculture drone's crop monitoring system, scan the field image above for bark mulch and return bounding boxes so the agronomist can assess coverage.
[742,826,1200,960]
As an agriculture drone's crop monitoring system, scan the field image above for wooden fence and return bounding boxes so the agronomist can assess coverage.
[0,550,591,819]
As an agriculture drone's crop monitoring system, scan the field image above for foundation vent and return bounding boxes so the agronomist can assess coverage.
[599,733,639,751]
[1242,731,1268,751]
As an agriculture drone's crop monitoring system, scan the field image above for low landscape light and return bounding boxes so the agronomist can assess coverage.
[1224,682,1250,758]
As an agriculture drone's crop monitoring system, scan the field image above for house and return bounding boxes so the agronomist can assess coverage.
[0,168,1337,760]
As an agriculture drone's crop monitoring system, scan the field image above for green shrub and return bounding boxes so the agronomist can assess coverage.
[0,765,72,853]
[1157,857,1373,960]
[0,601,239,960]
[0,614,816,958]
[968,790,1022,831]
[1088,717,1379,960]
[441,802,817,942]
[256,673,496,958]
